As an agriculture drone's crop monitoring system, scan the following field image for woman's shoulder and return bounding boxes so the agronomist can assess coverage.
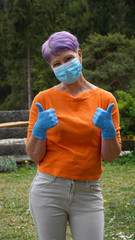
[96,87,115,99]
[95,87,118,110]
[31,88,54,111]
[33,87,54,99]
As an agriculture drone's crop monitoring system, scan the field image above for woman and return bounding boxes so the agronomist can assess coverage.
[26,31,121,240]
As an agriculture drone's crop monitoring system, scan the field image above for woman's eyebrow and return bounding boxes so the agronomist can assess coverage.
[64,54,74,59]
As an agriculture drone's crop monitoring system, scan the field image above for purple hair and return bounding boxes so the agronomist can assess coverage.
[42,31,79,64]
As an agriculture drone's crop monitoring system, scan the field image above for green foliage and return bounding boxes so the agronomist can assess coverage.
[122,140,135,151]
[0,0,135,110]
[115,90,135,137]
[82,33,135,94]
[0,156,17,172]
[110,150,135,165]
[68,0,134,40]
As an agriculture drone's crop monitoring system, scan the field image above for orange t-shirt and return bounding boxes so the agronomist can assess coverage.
[27,87,121,180]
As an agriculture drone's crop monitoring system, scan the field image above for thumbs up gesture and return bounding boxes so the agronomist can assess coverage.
[93,103,116,139]
[32,102,58,139]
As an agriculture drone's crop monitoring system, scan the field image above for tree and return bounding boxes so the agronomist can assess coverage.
[125,0,135,37]
[0,0,72,110]
[82,33,135,94]
[0,0,135,110]
[0,2,12,108]
[0,0,51,110]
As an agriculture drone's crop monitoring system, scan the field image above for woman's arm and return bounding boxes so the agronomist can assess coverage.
[101,137,121,163]
[93,102,121,162]
[26,102,58,163]
[26,136,46,163]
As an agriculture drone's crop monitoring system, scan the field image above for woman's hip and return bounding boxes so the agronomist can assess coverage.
[29,170,104,212]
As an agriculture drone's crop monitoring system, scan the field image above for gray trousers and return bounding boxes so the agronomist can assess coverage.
[29,170,104,240]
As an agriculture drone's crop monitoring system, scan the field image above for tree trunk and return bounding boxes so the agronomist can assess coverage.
[27,41,31,110]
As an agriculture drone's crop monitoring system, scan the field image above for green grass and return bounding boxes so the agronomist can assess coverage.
[0,162,135,240]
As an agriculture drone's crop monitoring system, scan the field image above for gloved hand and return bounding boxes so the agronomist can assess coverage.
[32,102,58,140]
[93,103,116,139]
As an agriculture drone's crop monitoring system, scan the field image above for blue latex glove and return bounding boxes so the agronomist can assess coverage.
[32,102,58,140]
[93,103,116,139]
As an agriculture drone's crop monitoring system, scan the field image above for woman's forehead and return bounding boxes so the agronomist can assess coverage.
[50,50,77,63]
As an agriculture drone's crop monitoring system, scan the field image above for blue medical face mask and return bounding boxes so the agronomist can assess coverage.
[52,57,82,84]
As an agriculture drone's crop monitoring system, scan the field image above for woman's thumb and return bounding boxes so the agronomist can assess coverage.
[106,103,114,114]
[35,102,44,112]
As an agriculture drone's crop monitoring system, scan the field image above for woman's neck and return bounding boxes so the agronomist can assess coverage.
[55,74,97,96]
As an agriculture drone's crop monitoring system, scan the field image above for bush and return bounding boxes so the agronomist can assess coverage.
[113,151,135,165]
[0,156,17,172]
[103,150,135,165]
[122,140,135,151]
[115,90,135,138]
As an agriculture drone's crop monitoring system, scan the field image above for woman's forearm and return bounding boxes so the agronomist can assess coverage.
[26,135,47,163]
[101,137,121,163]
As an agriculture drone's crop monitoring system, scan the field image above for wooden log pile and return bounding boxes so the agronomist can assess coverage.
[0,110,32,164]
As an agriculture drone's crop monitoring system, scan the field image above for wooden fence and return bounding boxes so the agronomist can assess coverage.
[0,110,31,164]
[0,110,134,164]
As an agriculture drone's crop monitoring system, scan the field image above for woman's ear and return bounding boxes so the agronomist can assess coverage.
[78,49,82,64]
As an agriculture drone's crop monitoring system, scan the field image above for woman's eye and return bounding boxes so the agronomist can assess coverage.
[66,57,73,62]
[53,57,74,68]
[53,63,60,68]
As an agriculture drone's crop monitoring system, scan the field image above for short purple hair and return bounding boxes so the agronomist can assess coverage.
[42,31,79,63]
